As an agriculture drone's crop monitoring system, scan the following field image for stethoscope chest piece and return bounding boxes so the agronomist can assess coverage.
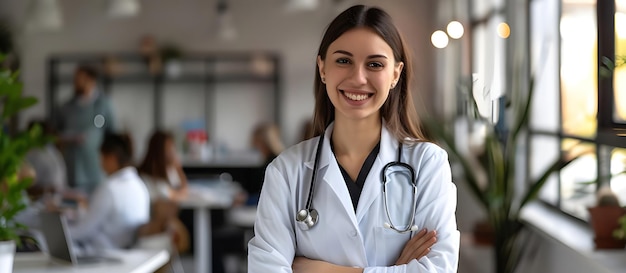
[296,208,319,230]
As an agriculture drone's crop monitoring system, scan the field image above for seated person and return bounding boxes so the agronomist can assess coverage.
[136,199,189,254]
[24,119,67,196]
[138,131,188,202]
[68,133,149,250]
[247,122,285,205]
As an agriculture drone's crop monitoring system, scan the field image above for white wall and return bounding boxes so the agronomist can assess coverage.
[0,0,438,156]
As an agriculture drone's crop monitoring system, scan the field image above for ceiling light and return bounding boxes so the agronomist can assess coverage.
[447,21,464,39]
[285,0,319,12]
[107,0,140,18]
[497,22,511,39]
[431,30,449,49]
[26,0,63,32]
[216,0,237,41]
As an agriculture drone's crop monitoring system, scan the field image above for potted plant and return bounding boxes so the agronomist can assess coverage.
[425,72,580,273]
[160,44,183,78]
[0,53,48,273]
[588,187,626,249]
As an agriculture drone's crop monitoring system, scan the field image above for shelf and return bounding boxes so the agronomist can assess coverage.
[47,51,282,155]
[53,73,275,84]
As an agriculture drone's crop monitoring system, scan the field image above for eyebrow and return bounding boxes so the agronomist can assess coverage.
[332,50,388,59]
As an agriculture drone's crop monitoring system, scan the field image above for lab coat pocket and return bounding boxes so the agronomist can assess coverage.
[374,226,410,266]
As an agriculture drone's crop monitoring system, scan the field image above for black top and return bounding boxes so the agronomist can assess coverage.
[332,141,381,211]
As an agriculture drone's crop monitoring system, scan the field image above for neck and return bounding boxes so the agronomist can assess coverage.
[331,114,381,157]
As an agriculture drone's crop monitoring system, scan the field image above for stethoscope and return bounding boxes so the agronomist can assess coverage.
[296,131,419,234]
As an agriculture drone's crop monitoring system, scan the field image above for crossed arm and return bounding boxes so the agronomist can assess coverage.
[292,229,438,273]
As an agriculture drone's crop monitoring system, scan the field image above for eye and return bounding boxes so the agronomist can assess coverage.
[335,58,351,64]
[368,62,384,69]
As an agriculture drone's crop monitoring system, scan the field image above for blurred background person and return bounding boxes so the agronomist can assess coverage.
[25,119,67,195]
[137,130,191,256]
[248,122,285,205]
[55,64,116,195]
[68,132,149,251]
[251,122,284,166]
[138,130,189,202]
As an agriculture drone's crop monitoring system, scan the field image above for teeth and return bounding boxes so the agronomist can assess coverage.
[343,92,369,101]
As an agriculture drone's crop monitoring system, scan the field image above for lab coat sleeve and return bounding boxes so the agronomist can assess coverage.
[68,185,113,241]
[364,146,460,273]
[248,164,296,273]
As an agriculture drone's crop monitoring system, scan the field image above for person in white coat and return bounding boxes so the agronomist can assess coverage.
[68,133,150,250]
[248,5,460,273]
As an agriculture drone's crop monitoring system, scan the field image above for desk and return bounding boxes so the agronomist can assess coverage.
[179,181,237,273]
[13,249,169,273]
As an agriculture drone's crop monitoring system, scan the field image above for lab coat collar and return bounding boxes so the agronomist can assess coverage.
[303,123,359,228]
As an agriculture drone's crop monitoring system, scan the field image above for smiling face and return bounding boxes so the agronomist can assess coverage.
[317,27,403,123]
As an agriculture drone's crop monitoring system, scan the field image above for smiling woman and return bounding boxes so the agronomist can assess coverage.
[248,5,459,273]
[317,28,403,131]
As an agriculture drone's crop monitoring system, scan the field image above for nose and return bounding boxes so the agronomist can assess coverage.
[348,65,367,86]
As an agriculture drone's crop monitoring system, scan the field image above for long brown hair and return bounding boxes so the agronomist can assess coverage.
[138,131,173,180]
[312,5,428,143]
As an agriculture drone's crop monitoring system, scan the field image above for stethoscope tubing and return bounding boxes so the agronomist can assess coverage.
[298,131,418,233]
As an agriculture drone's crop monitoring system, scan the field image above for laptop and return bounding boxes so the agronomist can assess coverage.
[38,211,120,265]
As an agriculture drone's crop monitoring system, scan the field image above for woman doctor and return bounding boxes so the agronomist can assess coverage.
[248,5,459,273]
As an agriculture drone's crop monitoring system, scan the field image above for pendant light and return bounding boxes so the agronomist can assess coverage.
[285,0,319,12]
[216,0,237,41]
[25,0,63,32]
[107,0,140,18]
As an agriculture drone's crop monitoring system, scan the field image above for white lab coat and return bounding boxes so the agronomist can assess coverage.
[248,123,460,273]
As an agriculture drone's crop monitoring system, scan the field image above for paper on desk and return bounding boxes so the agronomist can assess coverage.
[185,183,235,206]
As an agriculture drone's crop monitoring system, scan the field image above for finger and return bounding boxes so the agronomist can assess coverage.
[415,247,431,260]
[404,232,436,260]
[406,230,436,250]
[415,237,437,258]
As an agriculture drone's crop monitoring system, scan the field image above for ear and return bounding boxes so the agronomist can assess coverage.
[393,61,404,84]
[317,55,325,80]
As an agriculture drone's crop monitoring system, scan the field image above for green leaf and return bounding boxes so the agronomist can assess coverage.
[0,81,20,96]
[0,54,47,242]
[518,155,578,210]
[602,56,615,70]
[15,96,38,113]
[423,118,489,210]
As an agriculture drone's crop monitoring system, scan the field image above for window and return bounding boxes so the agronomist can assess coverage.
[531,0,626,220]
[560,1,597,138]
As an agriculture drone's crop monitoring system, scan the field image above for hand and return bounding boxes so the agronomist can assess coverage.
[292,257,331,273]
[395,229,437,265]
[292,257,362,273]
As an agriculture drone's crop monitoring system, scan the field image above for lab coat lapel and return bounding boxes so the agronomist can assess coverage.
[303,124,359,229]
[356,125,398,223]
